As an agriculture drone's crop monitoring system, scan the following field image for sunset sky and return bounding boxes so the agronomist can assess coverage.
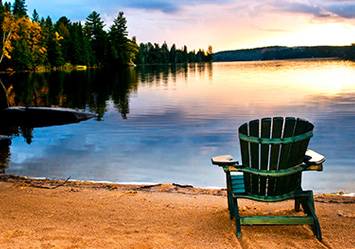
[14,0,355,52]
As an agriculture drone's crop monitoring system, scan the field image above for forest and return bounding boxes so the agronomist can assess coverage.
[213,45,355,62]
[0,0,213,71]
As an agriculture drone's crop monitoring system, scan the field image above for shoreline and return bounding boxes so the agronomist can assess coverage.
[2,174,354,196]
[0,174,354,248]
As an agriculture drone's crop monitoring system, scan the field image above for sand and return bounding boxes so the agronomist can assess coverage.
[0,175,354,249]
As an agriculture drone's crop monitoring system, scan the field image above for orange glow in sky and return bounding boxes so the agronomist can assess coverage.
[16,0,355,52]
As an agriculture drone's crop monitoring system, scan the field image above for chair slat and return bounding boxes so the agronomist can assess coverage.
[249,119,260,194]
[268,117,283,196]
[284,119,313,193]
[260,118,271,196]
[239,123,250,193]
[278,117,296,169]
[275,117,296,195]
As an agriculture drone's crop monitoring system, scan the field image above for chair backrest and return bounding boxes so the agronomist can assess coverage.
[238,117,314,196]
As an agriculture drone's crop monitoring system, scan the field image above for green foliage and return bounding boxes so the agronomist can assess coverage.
[134,42,212,64]
[0,0,212,71]
[84,11,107,66]
[31,9,39,22]
[12,0,27,18]
[71,22,91,65]
[108,12,135,65]
[41,16,65,67]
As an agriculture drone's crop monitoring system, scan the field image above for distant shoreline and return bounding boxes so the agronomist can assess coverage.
[212,45,352,62]
[212,57,343,63]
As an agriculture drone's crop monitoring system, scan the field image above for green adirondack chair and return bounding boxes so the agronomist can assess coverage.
[211,117,325,241]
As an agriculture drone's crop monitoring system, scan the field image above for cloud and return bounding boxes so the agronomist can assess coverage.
[118,0,233,13]
[120,0,180,13]
[269,0,355,19]
[270,1,333,18]
[327,3,355,18]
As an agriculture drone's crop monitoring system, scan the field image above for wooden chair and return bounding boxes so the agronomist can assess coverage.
[211,117,325,241]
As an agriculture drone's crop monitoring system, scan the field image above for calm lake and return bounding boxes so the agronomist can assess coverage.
[1,60,355,193]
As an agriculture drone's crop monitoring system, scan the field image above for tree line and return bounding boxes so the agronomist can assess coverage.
[213,45,355,62]
[136,43,213,64]
[0,0,212,71]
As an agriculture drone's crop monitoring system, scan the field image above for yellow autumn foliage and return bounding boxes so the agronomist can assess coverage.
[1,12,20,62]
[1,12,47,64]
[55,31,64,41]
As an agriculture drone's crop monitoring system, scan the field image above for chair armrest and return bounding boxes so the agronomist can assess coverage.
[304,149,325,171]
[305,149,325,164]
[224,164,309,177]
[211,155,239,166]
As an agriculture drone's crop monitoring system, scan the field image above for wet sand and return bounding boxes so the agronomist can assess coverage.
[0,175,354,249]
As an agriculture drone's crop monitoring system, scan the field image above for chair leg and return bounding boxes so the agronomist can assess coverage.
[295,197,301,212]
[227,191,235,219]
[307,192,322,241]
[300,192,322,241]
[233,198,242,238]
[226,172,235,219]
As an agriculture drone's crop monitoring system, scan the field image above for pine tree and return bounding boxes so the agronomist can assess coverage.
[161,41,169,63]
[170,44,176,63]
[12,0,27,18]
[71,22,91,65]
[108,12,137,65]
[42,16,64,67]
[55,16,72,64]
[84,11,107,66]
[182,45,188,63]
[32,9,39,22]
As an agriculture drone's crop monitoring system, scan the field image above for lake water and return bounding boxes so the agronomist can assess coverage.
[1,60,355,193]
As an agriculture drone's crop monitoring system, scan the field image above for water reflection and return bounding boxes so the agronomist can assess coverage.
[1,61,354,193]
[0,68,138,120]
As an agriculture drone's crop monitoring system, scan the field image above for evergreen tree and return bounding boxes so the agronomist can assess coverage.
[151,43,162,63]
[84,11,107,65]
[196,49,205,62]
[108,12,137,65]
[188,50,196,62]
[12,0,27,18]
[146,42,155,63]
[55,16,72,64]
[182,45,188,63]
[71,22,91,65]
[135,43,147,64]
[161,41,169,63]
[31,9,39,22]
[42,16,64,67]
[170,44,176,63]
[4,2,11,11]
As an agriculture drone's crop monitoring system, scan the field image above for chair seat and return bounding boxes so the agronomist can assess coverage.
[231,174,245,194]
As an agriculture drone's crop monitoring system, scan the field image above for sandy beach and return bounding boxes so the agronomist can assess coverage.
[0,175,354,249]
